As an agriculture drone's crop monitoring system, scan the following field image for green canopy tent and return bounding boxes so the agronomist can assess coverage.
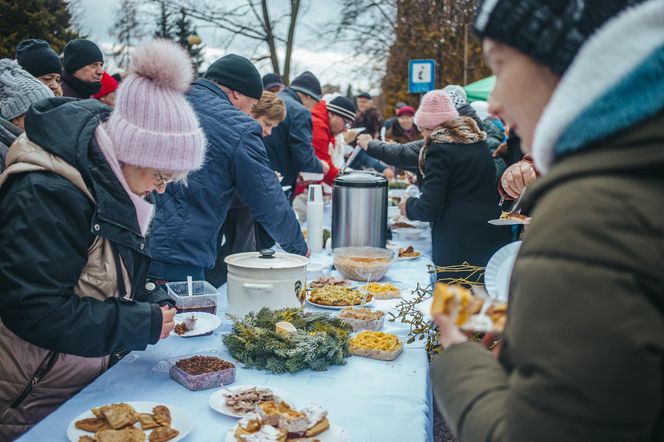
[464,76,495,102]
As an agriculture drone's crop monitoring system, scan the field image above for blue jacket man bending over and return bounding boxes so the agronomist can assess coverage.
[149,55,307,281]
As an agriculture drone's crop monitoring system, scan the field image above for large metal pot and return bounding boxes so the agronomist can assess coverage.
[225,249,308,316]
[332,172,388,249]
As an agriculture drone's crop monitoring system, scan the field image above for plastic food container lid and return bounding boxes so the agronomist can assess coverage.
[334,172,387,188]
[224,249,309,270]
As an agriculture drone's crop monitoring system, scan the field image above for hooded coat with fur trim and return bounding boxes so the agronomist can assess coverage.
[405,116,510,273]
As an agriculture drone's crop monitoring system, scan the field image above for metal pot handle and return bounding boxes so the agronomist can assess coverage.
[242,283,274,294]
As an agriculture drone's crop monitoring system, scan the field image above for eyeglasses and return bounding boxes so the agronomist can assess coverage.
[153,170,174,187]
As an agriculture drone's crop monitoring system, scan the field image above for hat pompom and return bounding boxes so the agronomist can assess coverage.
[130,39,193,92]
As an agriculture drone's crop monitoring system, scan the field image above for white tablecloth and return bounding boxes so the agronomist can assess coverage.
[20,231,435,442]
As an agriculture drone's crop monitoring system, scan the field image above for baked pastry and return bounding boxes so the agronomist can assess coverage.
[278,409,309,436]
[149,426,179,442]
[349,331,404,361]
[137,413,160,430]
[152,405,172,427]
[256,401,292,427]
[360,282,401,300]
[224,387,276,415]
[100,403,139,430]
[398,246,421,258]
[430,283,484,326]
[486,303,508,330]
[78,436,96,442]
[302,405,330,437]
[75,417,108,432]
[235,424,287,442]
[499,211,529,222]
[175,315,197,335]
[95,427,145,442]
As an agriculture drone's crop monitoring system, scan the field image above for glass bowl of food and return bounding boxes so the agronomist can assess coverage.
[332,246,396,281]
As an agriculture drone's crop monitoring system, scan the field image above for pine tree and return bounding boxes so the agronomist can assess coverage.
[0,0,81,58]
[153,1,174,39]
[110,0,145,70]
[173,8,204,75]
[380,0,490,116]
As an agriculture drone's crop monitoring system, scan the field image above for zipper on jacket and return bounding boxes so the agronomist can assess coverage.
[10,350,58,409]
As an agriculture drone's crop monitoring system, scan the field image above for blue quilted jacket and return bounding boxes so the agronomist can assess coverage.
[149,80,307,278]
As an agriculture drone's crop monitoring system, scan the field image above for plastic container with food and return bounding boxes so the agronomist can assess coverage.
[166,350,235,391]
[349,331,404,361]
[166,280,218,315]
[338,308,385,331]
[332,247,395,281]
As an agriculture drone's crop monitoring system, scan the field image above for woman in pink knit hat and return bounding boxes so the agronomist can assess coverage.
[0,39,205,439]
[400,89,510,279]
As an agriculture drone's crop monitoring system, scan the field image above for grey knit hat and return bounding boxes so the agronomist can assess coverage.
[0,59,54,120]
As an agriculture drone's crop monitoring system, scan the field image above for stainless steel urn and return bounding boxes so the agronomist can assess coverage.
[332,172,388,249]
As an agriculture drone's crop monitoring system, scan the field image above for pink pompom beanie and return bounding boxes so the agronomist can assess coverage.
[414,90,459,130]
[105,39,206,172]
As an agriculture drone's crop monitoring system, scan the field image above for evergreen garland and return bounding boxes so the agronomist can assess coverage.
[223,308,353,374]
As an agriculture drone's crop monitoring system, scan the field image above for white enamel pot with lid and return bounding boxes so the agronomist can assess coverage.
[225,249,309,316]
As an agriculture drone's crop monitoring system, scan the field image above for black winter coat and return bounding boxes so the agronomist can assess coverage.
[405,117,510,272]
[0,98,169,358]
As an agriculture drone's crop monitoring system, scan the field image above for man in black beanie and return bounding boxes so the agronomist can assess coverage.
[15,39,63,96]
[203,54,263,113]
[149,53,307,283]
[262,73,284,93]
[60,39,104,99]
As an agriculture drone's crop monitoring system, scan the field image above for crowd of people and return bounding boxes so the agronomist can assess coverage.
[0,0,662,440]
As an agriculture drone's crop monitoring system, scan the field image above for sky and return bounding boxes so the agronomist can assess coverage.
[74,0,384,94]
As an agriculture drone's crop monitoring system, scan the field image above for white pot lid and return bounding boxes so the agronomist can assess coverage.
[225,249,309,270]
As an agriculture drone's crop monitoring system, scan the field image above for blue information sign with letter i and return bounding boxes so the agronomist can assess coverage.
[408,59,436,94]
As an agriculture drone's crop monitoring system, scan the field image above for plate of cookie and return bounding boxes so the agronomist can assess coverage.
[209,385,290,418]
[66,401,191,442]
[223,401,349,442]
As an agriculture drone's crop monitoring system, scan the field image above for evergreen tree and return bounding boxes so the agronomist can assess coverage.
[380,0,490,116]
[345,84,354,98]
[0,0,81,58]
[153,1,174,39]
[110,0,145,70]
[173,8,204,75]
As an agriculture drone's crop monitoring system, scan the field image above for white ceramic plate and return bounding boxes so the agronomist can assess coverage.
[209,385,290,418]
[66,401,192,442]
[224,422,350,442]
[306,297,374,310]
[170,312,222,337]
[484,241,522,302]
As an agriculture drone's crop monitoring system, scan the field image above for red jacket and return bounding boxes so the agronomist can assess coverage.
[295,100,339,195]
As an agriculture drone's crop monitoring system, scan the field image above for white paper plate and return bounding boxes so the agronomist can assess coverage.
[488,217,530,226]
[224,422,350,442]
[300,172,325,181]
[397,252,421,261]
[392,228,424,240]
[209,385,290,418]
[170,312,222,337]
[484,241,522,302]
[306,297,374,310]
[66,401,192,442]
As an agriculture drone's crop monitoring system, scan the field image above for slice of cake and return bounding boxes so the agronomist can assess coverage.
[278,409,309,437]
[256,400,292,427]
[302,405,330,437]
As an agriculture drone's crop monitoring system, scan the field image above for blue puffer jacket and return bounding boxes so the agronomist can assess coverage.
[149,80,307,277]
[263,87,322,192]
